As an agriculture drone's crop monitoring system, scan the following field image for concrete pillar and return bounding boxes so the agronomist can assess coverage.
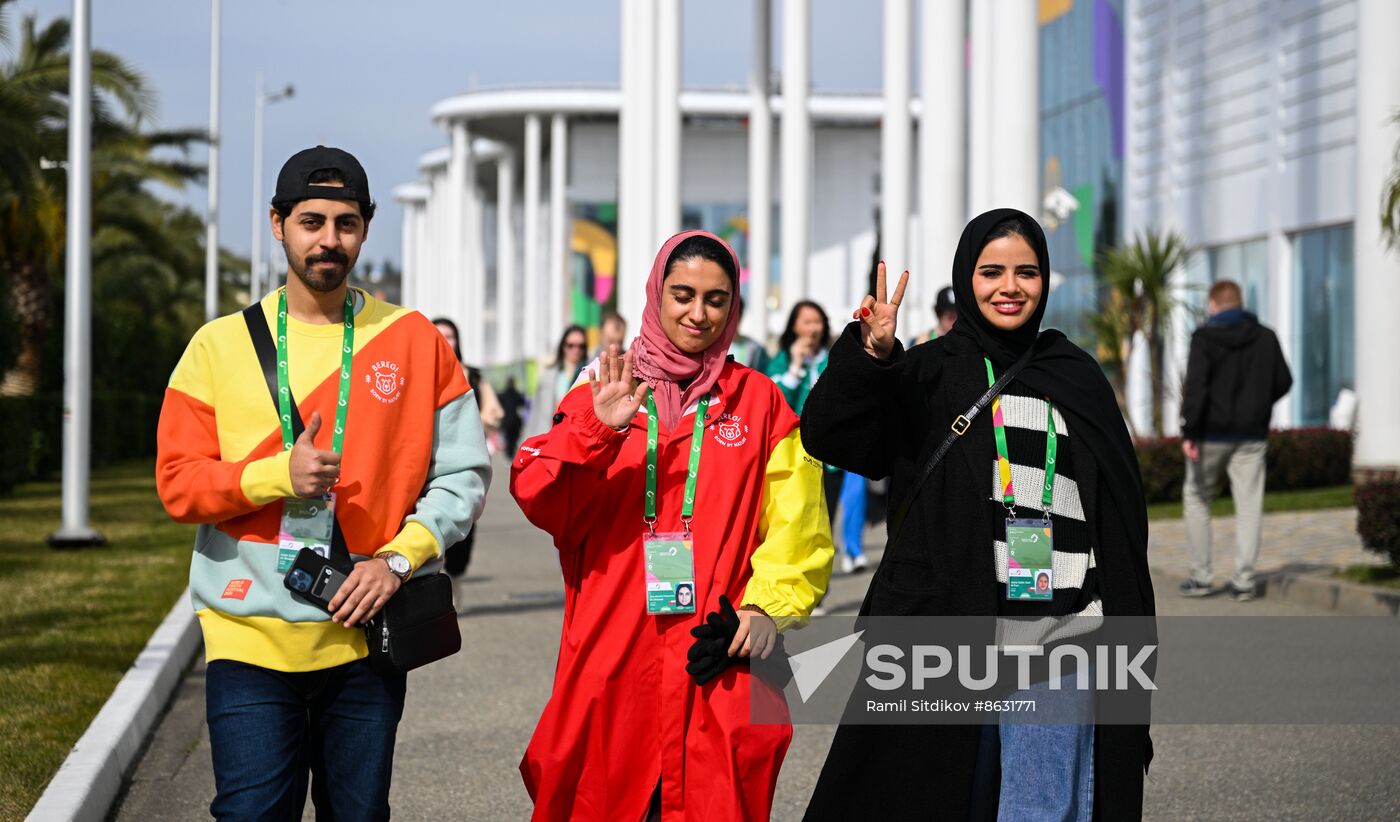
[967,0,993,218]
[919,0,965,332]
[496,153,517,365]
[399,201,417,308]
[745,0,773,343]
[550,114,571,343]
[523,114,543,358]
[447,122,472,338]
[1353,0,1400,472]
[981,0,1039,216]
[655,0,682,241]
[464,141,486,363]
[780,0,811,323]
[882,0,914,322]
[618,0,656,332]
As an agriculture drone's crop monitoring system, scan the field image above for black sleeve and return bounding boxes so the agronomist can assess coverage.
[1270,333,1293,404]
[1179,332,1209,440]
[800,322,906,480]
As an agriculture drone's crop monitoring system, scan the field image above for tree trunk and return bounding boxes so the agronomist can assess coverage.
[1,256,53,397]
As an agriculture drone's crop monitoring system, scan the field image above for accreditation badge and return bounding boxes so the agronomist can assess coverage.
[278,492,337,572]
[643,532,697,615]
[1006,518,1054,601]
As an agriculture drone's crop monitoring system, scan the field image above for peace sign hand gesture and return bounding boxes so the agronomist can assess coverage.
[852,261,910,361]
[589,345,648,430]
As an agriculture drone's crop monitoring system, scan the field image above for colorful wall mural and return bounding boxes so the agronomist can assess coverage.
[1039,0,1125,345]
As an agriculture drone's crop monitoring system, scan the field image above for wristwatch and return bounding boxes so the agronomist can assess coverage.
[379,551,411,583]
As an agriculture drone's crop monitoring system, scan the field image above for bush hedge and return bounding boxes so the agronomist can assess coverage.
[1134,427,1354,504]
[1357,476,1400,567]
[0,392,162,495]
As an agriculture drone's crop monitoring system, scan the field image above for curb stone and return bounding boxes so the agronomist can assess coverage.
[1261,570,1400,617]
[25,590,200,822]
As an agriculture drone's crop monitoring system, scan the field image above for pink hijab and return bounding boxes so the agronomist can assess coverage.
[629,230,742,430]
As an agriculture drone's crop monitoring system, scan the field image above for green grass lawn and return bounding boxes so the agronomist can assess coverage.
[1335,564,1400,590]
[1145,485,1355,521]
[0,460,194,820]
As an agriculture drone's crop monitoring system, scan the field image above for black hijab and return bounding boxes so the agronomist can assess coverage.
[945,208,1154,616]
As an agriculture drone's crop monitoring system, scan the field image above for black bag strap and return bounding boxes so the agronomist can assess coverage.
[243,303,352,566]
[885,340,1041,548]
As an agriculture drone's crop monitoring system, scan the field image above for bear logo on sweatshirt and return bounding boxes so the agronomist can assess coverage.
[368,360,404,403]
[713,413,748,448]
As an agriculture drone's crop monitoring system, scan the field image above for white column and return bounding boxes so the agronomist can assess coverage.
[780,0,811,323]
[988,0,1039,215]
[655,0,682,241]
[550,114,571,341]
[967,0,993,217]
[523,115,543,358]
[423,173,443,315]
[618,0,657,331]
[744,0,773,343]
[1354,0,1400,472]
[415,192,432,311]
[496,153,518,365]
[464,144,486,363]
[447,121,471,333]
[881,0,914,322]
[400,202,416,308]
[919,0,965,323]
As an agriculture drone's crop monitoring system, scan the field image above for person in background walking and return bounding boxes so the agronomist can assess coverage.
[525,325,588,440]
[434,317,503,607]
[591,310,628,360]
[767,302,867,571]
[801,209,1154,821]
[497,376,527,457]
[912,285,958,346]
[1178,279,1292,602]
[511,230,833,821]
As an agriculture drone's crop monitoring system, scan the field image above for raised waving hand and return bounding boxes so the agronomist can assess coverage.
[589,345,648,430]
[852,261,910,360]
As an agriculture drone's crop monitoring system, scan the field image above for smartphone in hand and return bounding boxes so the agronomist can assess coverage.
[283,547,350,612]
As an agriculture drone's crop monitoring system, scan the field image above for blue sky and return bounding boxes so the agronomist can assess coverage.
[12,1,886,268]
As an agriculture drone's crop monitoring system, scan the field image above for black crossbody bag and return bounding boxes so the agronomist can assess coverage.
[243,304,461,675]
[885,339,1040,547]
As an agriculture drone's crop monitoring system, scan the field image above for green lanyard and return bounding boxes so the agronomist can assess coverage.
[984,357,1057,517]
[276,287,355,455]
[644,389,710,535]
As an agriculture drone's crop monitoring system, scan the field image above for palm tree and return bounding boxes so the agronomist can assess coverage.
[1095,230,1186,435]
[1384,110,1400,249]
[0,0,157,394]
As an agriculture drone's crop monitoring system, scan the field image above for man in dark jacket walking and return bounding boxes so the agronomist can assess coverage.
[1178,280,1293,601]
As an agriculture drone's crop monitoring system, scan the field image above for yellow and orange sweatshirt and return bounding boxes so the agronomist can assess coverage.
[156,288,491,672]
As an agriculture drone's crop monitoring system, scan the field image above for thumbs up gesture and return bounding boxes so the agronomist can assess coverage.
[290,411,342,498]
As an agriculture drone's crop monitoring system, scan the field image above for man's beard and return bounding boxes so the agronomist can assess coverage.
[286,242,352,292]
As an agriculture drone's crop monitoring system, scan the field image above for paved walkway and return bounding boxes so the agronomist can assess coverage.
[1146,507,1382,581]
[108,465,1398,821]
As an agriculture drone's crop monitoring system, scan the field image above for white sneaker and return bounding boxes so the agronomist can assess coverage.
[851,554,869,572]
[840,555,855,574]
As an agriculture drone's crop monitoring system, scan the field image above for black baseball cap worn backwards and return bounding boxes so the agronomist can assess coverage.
[273,145,372,210]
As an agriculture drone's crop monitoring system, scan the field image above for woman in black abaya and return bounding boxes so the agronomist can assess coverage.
[799,209,1155,821]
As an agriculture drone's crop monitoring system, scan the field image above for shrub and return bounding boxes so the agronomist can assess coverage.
[1357,476,1400,567]
[0,391,162,495]
[1134,427,1355,504]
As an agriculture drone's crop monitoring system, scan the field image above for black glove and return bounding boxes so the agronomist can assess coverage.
[686,595,742,686]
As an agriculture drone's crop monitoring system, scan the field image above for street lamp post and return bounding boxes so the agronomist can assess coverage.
[49,0,103,547]
[204,0,221,322]
[249,73,294,298]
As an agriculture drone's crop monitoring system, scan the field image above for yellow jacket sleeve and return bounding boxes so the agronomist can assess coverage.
[741,428,835,628]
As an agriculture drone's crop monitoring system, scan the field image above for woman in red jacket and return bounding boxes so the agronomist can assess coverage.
[511,230,834,821]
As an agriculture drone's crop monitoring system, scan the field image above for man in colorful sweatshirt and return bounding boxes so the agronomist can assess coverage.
[156,146,490,820]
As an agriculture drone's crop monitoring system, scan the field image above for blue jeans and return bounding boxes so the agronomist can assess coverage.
[205,658,407,822]
[997,673,1095,821]
[837,471,867,559]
